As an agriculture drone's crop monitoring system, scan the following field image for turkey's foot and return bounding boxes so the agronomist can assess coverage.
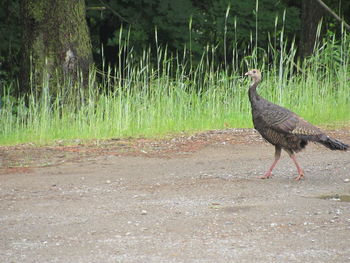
[294,171,304,181]
[259,172,273,179]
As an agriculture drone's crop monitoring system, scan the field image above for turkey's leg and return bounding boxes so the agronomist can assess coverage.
[260,146,281,179]
[289,154,304,180]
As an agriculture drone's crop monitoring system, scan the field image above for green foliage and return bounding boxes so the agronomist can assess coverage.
[0,0,22,83]
[1,0,350,85]
[193,0,299,49]
[85,0,302,66]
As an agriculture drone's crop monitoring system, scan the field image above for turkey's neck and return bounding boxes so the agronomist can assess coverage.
[248,81,261,105]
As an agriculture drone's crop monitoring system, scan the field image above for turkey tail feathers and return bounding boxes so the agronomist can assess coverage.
[319,136,349,151]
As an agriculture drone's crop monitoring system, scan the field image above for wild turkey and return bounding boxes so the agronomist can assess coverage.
[245,69,348,180]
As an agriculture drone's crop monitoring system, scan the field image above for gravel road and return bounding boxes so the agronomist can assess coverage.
[1,129,349,262]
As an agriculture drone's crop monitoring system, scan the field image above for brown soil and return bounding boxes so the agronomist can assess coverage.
[1,128,350,262]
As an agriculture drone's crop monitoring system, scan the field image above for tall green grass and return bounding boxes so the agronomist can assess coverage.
[1,23,349,145]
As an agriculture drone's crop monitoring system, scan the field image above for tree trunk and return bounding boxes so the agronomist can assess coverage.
[20,0,93,94]
[298,0,324,58]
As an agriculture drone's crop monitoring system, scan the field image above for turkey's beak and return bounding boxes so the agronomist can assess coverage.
[244,71,250,76]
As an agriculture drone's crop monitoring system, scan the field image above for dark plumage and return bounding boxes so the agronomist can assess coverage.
[245,69,348,180]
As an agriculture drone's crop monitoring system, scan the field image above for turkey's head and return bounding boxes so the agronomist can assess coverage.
[245,69,262,83]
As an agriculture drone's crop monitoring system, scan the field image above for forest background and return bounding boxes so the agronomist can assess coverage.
[0,0,349,144]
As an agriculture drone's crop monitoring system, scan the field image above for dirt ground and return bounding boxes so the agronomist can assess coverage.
[1,128,350,263]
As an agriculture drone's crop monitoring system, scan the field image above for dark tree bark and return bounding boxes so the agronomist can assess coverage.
[298,0,324,58]
[20,0,93,93]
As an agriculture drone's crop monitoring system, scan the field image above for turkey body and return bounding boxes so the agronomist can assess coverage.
[245,69,348,180]
[251,92,312,153]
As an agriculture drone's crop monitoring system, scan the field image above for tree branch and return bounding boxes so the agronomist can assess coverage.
[98,0,131,24]
[86,7,106,11]
[315,0,350,32]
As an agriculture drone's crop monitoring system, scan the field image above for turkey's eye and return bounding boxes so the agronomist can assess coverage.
[253,70,256,74]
